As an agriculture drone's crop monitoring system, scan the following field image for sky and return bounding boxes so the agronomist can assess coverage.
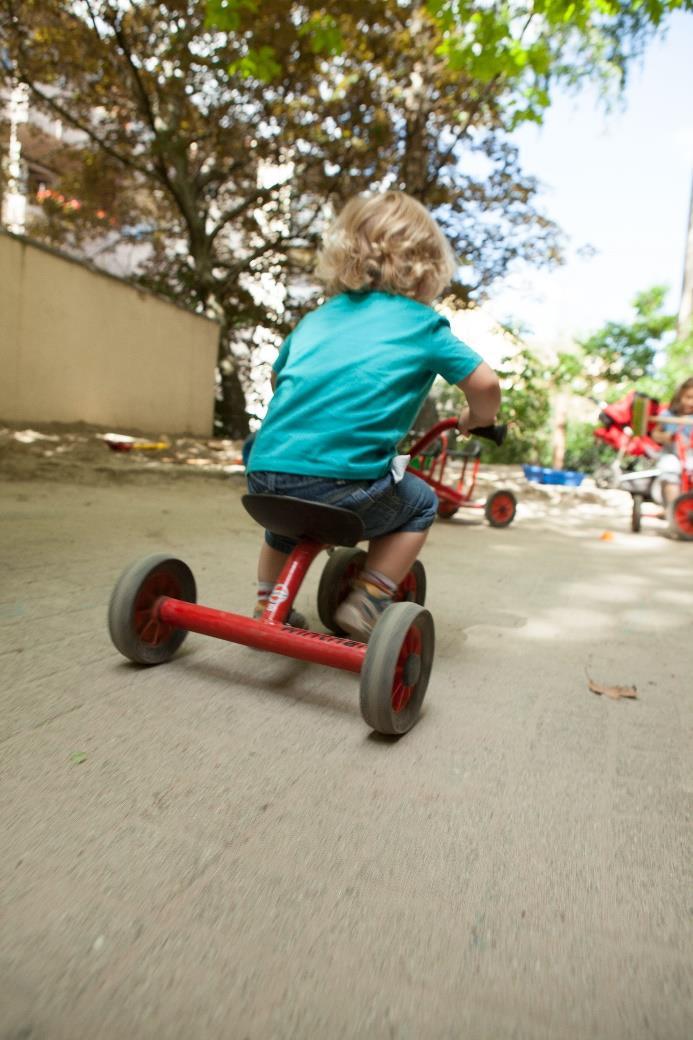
[486,10,693,351]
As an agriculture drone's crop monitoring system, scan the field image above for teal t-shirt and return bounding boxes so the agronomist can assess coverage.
[247,291,483,480]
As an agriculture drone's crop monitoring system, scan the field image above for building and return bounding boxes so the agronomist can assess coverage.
[1,83,148,278]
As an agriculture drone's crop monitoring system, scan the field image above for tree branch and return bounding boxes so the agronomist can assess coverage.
[208,184,280,243]
[423,76,501,193]
[19,79,153,178]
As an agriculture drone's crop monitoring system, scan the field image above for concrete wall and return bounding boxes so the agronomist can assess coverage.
[0,230,218,435]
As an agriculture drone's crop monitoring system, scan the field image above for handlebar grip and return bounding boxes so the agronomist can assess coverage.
[469,423,507,446]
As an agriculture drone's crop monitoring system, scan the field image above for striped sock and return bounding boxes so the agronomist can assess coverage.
[359,569,398,597]
[254,580,275,617]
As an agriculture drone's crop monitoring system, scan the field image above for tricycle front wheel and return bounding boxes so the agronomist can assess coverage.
[108,554,196,665]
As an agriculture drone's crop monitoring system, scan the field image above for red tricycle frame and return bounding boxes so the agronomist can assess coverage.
[160,542,366,672]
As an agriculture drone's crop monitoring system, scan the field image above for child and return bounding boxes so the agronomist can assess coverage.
[652,376,693,509]
[246,190,501,641]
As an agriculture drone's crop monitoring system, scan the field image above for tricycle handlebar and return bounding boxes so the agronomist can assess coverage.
[469,423,507,446]
[408,419,507,458]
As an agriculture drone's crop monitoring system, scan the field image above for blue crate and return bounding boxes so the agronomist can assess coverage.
[524,465,585,486]
[540,468,564,484]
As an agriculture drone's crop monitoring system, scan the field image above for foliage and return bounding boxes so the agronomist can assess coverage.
[577,285,677,386]
[208,1,693,124]
[2,1,689,433]
[637,329,693,401]
[562,420,614,472]
[440,285,682,467]
[438,343,552,462]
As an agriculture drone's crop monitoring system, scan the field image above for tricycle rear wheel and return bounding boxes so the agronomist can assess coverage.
[108,554,196,665]
[670,492,693,540]
[485,489,517,527]
[317,550,426,634]
[317,547,367,634]
[360,602,434,735]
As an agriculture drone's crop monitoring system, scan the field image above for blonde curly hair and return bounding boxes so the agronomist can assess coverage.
[315,191,457,305]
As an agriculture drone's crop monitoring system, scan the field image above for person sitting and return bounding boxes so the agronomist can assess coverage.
[651,377,693,511]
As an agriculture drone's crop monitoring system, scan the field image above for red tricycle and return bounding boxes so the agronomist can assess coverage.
[407,419,517,527]
[108,494,433,736]
[108,423,514,733]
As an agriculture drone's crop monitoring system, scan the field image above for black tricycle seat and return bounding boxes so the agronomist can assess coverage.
[242,494,365,546]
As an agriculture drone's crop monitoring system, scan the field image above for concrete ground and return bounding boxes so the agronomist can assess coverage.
[1,473,691,1040]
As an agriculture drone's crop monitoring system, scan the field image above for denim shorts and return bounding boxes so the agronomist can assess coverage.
[247,470,438,553]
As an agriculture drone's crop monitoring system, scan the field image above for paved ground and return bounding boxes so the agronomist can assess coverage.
[1,472,691,1040]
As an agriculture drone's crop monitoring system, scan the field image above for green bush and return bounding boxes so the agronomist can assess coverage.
[562,421,614,472]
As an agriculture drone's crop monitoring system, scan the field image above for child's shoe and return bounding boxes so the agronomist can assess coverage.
[253,601,307,628]
[334,580,393,642]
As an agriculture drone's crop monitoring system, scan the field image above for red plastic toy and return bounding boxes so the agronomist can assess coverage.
[593,391,661,458]
[407,419,517,527]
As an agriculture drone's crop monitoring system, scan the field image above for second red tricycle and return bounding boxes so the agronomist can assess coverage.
[407,419,517,527]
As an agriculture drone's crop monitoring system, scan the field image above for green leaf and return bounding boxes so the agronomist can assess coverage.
[228,46,282,83]
[69,751,87,765]
[298,14,344,56]
[205,0,258,32]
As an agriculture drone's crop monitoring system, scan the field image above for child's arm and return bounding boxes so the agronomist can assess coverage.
[456,362,501,436]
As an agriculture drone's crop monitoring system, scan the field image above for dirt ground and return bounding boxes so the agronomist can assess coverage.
[0,418,636,515]
[1,423,691,1040]
[0,421,248,485]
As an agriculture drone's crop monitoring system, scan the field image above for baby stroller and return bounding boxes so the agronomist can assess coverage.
[592,391,661,489]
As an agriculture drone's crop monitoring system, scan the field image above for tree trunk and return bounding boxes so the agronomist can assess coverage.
[216,362,250,438]
[209,309,251,440]
[551,393,567,470]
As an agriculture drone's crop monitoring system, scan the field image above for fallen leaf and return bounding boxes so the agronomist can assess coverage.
[588,678,638,700]
[69,751,88,765]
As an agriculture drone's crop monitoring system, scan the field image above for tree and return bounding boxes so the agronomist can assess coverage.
[655,329,693,395]
[437,332,552,462]
[541,287,680,467]
[2,1,689,433]
[577,285,678,387]
[439,286,682,468]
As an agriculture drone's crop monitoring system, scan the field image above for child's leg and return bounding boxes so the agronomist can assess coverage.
[661,480,679,507]
[335,476,437,642]
[253,537,306,626]
[365,529,429,585]
[656,455,681,509]
[258,542,291,584]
